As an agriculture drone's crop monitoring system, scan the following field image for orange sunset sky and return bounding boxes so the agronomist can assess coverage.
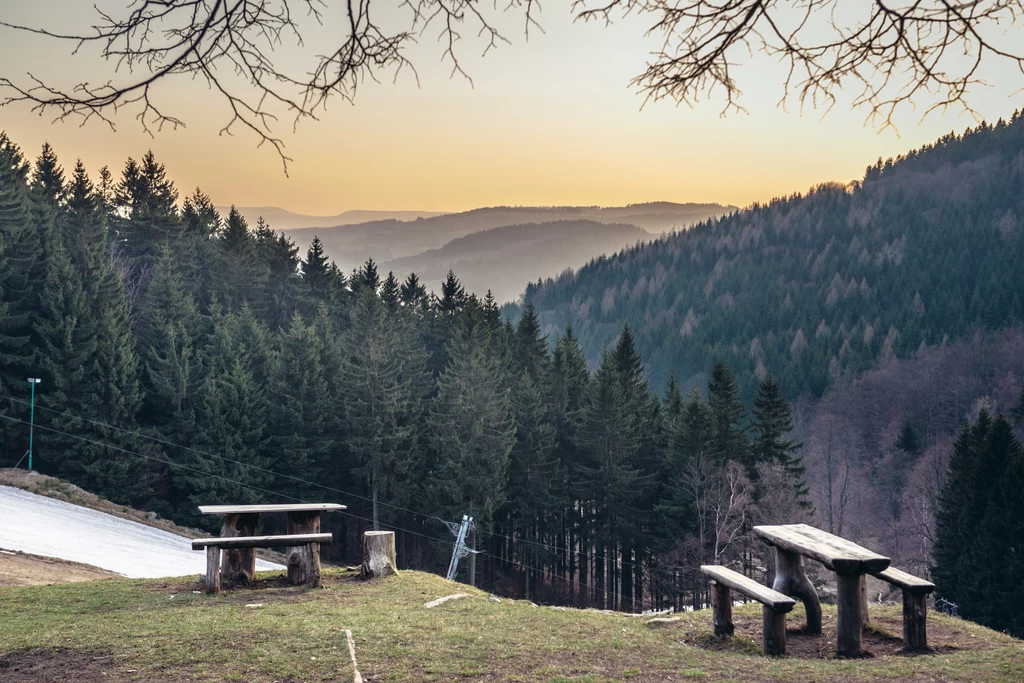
[1,1,1022,216]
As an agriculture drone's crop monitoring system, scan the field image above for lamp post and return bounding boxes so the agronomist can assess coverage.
[27,378,41,471]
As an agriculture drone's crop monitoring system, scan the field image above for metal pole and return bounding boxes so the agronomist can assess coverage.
[27,378,40,471]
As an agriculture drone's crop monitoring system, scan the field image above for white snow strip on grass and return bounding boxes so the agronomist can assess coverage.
[0,485,283,578]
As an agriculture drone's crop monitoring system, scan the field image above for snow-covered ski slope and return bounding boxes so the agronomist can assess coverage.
[0,485,283,578]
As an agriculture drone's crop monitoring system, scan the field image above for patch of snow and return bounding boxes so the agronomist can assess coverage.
[0,485,282,578]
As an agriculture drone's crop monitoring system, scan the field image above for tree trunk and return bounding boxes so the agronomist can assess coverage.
[361,530,397,579]
[287,511,323,587]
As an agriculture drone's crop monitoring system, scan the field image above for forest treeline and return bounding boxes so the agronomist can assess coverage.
[508,111,1024,398]
[0,133,808,610]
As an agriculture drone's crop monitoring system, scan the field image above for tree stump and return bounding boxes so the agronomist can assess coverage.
[286,511,323,587]
[361,531,397,579]
[220,513,259,584]
[772,548,822,634]
[711,582,734,636]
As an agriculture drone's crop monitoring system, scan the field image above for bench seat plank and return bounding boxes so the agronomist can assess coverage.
[700,565,796,613]
[192,533,333,550]
[753,524,890,574]
[871,567,935,594]
[198,504,346,515]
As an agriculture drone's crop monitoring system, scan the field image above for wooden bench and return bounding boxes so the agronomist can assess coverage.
[700,565,797,656]
[754,523,890,657]
[870,567,935,650]
[198,503,345,587]
[193,533,333,593]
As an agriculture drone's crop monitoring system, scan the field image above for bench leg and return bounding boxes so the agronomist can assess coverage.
[836,572,863,657]
[206,546,221,594]
[762,606,786,656]
[221,513,259,585]
[902,591,928,651]
[287,511,323,587]
[711,582,734,636]
[861,574,870,625]
[773,549,822,634]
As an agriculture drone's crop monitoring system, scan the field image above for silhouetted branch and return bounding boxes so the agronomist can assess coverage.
[2,0,1022,168]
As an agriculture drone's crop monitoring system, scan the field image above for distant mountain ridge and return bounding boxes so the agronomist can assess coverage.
[381,220,651,304]
[282,201,736,285]
[218,206,447,231]
[507,113,1024,398]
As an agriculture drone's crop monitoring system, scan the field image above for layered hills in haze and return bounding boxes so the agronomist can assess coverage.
[281,202,735,302]
[507,113,1024,398]
[219,206,447,231]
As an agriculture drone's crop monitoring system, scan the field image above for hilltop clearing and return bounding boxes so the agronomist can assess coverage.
[0,569,1021,682]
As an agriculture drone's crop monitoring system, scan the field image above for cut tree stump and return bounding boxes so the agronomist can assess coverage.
[361,531,397,579]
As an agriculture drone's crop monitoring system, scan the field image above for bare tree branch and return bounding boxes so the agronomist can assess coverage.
[1,0,1022,169]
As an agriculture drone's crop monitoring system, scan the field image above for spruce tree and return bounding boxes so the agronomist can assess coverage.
[427,317,514,582]
[0,133,38,459]
[342,288,428,529]
[267,313,336,500]
[708,361,748,464]
[751,375,809,507]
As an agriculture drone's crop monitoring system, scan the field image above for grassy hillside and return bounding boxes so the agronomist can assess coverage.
[508,113,1024,397]
[1,570,1022,682]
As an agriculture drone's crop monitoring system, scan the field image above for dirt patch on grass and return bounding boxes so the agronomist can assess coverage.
[693,607,989,659]
[0,648,122,682]
[143,566,362,603]
[0,548,117,586]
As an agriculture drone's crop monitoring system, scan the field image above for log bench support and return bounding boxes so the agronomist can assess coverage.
[772,548,822,635]
[871,567,936,651]
[286,511,323,587]
[835,571,864,657]
[193,533,333,593]
[700,565,796,656]
[220,512,259,585]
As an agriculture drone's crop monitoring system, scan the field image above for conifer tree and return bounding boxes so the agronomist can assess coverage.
[253,217,301,330]
[751,375,810,507]
[267,313,336,500]
[514,302,548,380]
[400,272,428,310]
[0,134,38,458]
[708,361,748,464]
[113,152,180,266]
[427,317,514,583]
[343,288,428,529]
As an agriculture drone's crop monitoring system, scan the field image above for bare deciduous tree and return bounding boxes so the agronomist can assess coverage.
[2,1,1023,168]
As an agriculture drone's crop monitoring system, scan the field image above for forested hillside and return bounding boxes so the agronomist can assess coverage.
[0,133,806,614]
[509,112,1024,398]
[381,220,650,303]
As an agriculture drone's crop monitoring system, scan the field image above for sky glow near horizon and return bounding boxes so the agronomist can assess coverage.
[1,1,1022,217]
